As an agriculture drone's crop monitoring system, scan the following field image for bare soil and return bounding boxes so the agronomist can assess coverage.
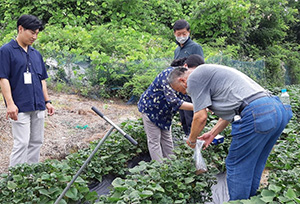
[0,89,140,174]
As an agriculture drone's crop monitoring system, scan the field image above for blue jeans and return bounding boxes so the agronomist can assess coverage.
[226,96,293,201]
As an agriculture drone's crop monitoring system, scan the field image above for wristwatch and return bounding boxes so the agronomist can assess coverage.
[45,100,52,104]
[187,138,197,145]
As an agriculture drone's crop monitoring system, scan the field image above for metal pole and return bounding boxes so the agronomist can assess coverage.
[54,107,138,204]
[91,106,138,145]
[54,127,115,204]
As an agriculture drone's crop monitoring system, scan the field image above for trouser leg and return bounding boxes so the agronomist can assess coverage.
[179,110,188,135]
[179,110,193,136]
[250,101,293,196]
[184,110,193,135]
[142,114,163,162]
[10,112,31,166]
[227,96,292,201]
[160,126,174,159]
[27,110,45,164]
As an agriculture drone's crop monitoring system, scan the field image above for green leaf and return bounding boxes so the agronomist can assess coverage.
[261,189,276,197]
[294,197,300,203]
[13,175,23,182]
[260,196,274,203]
[39,189,51,198]
[184,177,195,184]
[129,163,147,173]
[85,191,98,201]
[58,175,71,182]
[268,184,281,193]
[112,177,125,187]
[112,177,128,191]
[139,190,153,198]
[48,186,60,194]
[125,179,137,187]
[7,181,17,190]
[74,176,86,183]
[105,166,113,172]
[278,196,291,202]
[41,174,50,180]
[148,184,165,193]
[260,189,275,202]
[285,188,297,199]
[129,190,140,199]
[58,199,67,204]
[65,187,78,200]
[249,195,267,204]
[108,191,122,202]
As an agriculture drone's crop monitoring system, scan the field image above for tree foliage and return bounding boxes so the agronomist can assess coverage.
[0,0,299,97]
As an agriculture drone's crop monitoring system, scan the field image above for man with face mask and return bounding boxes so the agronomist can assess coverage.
[173,19,204,60]
[173,19,204,137]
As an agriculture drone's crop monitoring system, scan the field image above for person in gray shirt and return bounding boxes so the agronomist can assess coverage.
[168,64,293,201]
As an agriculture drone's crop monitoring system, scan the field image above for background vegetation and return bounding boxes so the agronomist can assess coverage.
[0,0,299,99]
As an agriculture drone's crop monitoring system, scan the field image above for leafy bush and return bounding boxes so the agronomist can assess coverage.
[0,0,185,39]
[190,0,251,46]
[33,24,174,99]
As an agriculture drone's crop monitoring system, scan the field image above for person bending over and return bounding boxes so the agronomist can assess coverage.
[138,54,204,162]
[168,64,292,200]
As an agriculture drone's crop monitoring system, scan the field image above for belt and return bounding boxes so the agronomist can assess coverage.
[238,92,269,114]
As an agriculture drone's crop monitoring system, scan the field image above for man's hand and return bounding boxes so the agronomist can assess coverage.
[46,103,55,116]
[198,132,215,150]
[186,136,197,148]
[6,104,18,120]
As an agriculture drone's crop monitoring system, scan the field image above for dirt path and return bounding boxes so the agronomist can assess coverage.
[0,90,140,173]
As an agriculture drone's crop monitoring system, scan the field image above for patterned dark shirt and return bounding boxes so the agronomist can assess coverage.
[138,67,186,130]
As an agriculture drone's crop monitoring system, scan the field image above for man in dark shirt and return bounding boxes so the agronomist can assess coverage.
[173,19,204,136]
[0,15,54,166]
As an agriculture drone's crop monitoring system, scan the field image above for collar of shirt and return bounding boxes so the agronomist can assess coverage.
[11,39,34,52]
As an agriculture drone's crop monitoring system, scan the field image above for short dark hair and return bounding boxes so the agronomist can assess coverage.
[173,19,190,32]
[17,15,44,32]
[168,66,188,85]
[185,54,205,68]
[170,57,187,67]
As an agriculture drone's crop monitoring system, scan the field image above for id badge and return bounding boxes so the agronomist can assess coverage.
[24,72,32,84]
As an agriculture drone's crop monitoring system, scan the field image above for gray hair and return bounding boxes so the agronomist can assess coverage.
[168,66,188,85]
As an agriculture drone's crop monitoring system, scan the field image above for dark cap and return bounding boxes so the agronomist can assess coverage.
[17,15,44,31]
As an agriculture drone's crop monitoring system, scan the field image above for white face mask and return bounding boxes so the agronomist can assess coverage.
[176,35,189,44]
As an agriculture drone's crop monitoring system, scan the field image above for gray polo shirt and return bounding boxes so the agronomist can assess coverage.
[187,64,266,121]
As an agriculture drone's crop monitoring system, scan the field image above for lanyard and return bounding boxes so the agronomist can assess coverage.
[15,39,30,72]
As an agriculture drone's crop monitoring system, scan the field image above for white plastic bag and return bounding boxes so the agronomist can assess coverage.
[193,140,207,174]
